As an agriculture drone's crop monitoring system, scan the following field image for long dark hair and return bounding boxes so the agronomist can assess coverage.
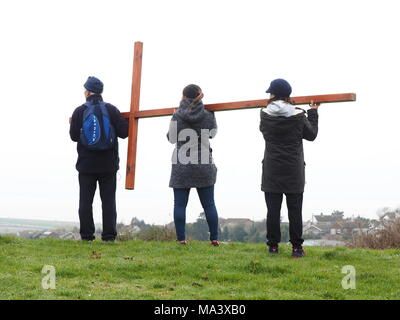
[267,96,295,106]
[182,84,204,109]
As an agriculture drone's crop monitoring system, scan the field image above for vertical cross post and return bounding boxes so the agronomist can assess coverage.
[125,41,143,190]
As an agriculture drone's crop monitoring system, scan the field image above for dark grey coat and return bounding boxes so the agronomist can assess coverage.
[167,99,218,188]
[259,108,318,193]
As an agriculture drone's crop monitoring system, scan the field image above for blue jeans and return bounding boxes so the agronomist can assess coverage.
[173,186,219,241]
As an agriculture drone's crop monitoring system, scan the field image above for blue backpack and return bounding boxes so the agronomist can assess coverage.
[80,101,116,150]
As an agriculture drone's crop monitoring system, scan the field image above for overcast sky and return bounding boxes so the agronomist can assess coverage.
[0,0,399,225]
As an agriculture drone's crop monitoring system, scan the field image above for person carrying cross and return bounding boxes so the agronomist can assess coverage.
[69,76,129,242]
[167,84,220,246]
[260,78,319,257]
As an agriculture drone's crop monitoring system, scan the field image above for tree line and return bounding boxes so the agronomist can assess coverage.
[117,213,291,243]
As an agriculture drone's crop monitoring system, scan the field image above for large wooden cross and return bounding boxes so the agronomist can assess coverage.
[121,41,356,190]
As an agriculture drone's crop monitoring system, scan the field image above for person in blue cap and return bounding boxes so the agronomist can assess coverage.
[259,78,320,257]
[69,76,129,242]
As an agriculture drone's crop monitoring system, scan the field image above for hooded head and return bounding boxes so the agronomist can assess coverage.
[176,84,206,123]
[182,84,202,99]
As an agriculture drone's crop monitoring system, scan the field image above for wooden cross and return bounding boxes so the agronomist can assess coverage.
[98,41,357,190]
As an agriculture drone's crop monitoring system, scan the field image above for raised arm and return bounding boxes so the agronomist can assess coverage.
[108,104,129,139]
[167,113,178,144]
[303,104,319,141]
[208,111,218,139]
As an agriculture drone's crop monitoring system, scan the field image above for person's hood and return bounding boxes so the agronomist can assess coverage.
[175,98,206,123]
[264,100,299,117]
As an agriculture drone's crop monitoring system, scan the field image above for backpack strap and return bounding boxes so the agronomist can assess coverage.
[83,101,110,119]
[82,102,96,121]
[98,101,111,119]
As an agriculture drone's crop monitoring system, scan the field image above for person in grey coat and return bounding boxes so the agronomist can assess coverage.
[167,84,220,246]
[260,79,319,257]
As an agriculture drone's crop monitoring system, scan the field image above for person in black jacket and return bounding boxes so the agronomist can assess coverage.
[69,76,129,241]
[260,79,319,257]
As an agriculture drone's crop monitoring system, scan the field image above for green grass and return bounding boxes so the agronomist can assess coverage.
[0,236,399,300]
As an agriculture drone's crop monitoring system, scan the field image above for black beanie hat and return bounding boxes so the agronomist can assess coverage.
[266,78,292,98]
[84,76,104,94]
[183,84,202,99]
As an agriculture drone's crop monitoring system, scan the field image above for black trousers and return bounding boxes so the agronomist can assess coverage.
[264,192,304,247]
[78,173,117,241]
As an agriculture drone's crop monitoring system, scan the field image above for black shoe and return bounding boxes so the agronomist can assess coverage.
[292,246,305,258]
[268,245,279,254]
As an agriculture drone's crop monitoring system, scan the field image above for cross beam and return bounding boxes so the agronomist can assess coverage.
[121,93,356,120]
[124,42,356,190]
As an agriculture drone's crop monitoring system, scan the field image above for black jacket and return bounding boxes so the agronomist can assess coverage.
[259,108,318,193]
[69,94,129,173]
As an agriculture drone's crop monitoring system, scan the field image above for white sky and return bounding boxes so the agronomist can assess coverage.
[0,0,399,225]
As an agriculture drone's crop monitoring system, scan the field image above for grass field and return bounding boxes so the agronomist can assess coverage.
[0,236,399,300]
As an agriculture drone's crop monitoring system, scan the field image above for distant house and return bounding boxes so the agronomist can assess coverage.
[352,228,370,235]
[305,212,374,240]
[329,222,343,235]
[314,212,344,224]
[369,219,384,232]
[34,231,56,239]
[59,232,78,240]
[303,224,323,236]
[29,230,80,240]
[380,210,400,221]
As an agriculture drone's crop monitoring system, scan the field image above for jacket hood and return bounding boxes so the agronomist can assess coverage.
[175,98,206,123]
[261,107,305,124]
[264,100,299,117]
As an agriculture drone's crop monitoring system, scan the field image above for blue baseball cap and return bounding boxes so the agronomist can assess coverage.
[266,78,292,98]
[84,76,104,94]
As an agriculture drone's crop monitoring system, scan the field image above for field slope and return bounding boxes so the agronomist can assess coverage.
[0,236,399,300]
